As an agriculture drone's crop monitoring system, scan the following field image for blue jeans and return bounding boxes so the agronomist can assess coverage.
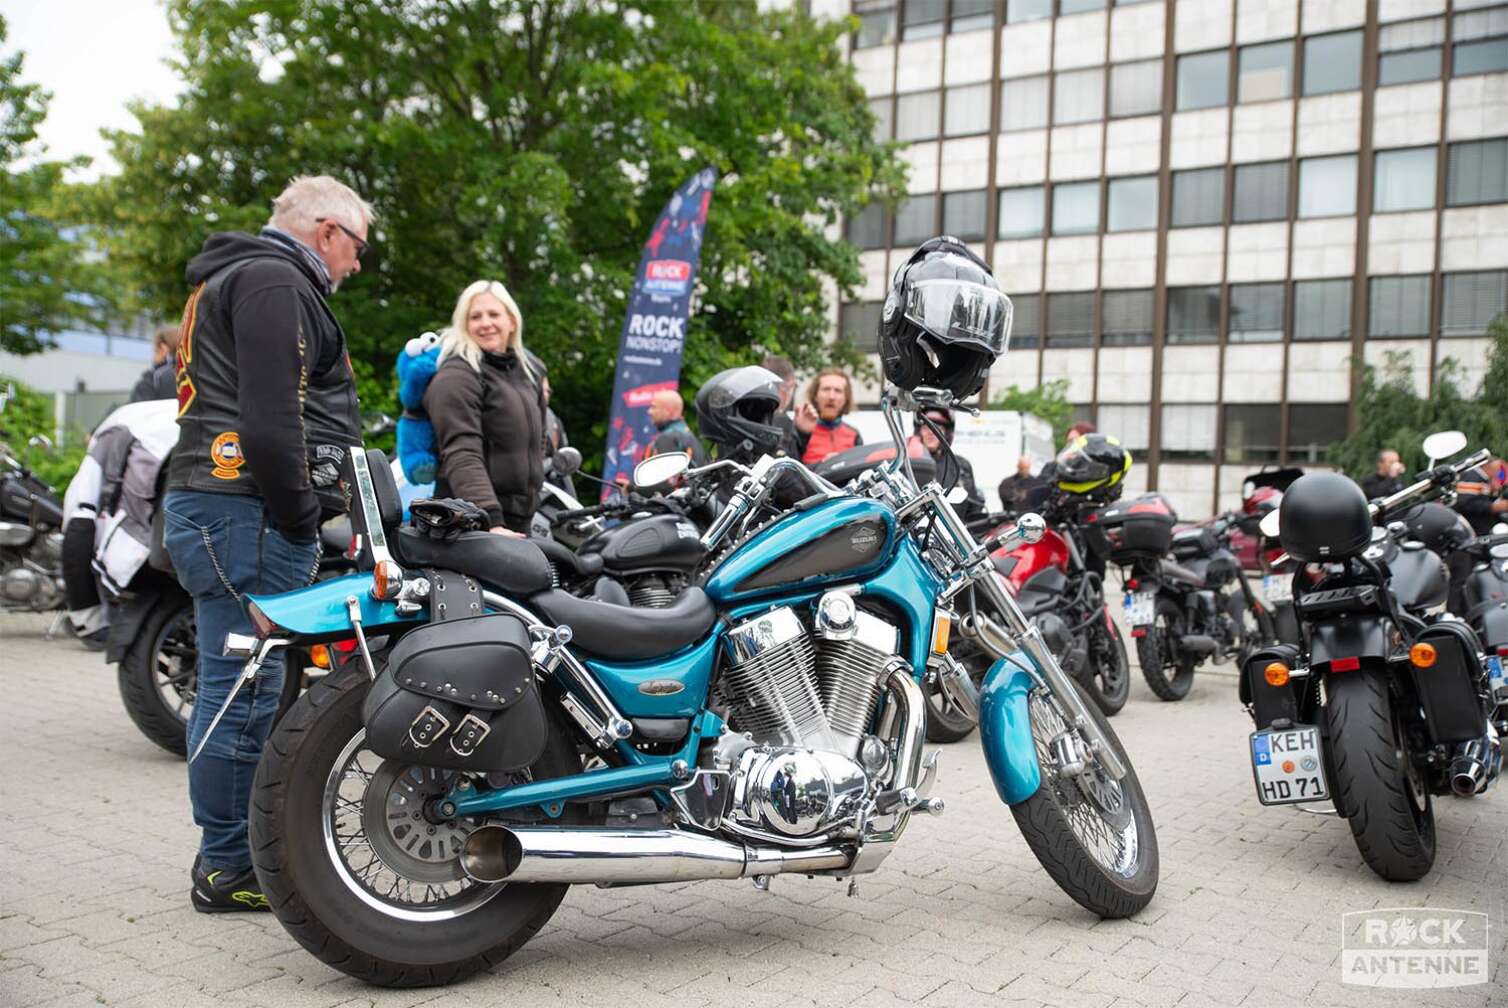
[162,490,319,872]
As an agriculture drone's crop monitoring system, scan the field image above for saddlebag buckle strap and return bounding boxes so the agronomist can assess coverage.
[428,569,483,623]
[409,705,452,748]
[449,712,492,758]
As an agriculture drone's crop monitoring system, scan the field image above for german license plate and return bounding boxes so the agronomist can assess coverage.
[1250,726,1329,805]
[1263,574,1293,604]
[1124,591,1155,627]
[1488,655,1506,703]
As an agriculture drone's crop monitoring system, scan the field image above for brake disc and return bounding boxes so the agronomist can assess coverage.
[360,762,475,885]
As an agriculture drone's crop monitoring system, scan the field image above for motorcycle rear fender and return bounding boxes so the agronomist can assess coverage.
[977,652,1042,805]
[1309,615,1391,670]
[246,572,416,642]
[1241,643,1302,729]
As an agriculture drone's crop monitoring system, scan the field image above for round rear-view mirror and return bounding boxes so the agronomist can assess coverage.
[1259,509,1282,540]
[633,451,690,488]
[1422,430,1467,463]
[553,445,582,477]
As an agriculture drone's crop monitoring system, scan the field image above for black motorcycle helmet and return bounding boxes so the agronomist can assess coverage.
[1054,433,1132,498]
[1279,471,1372,561]
[879,235,1012,400]
[694,365,784,462]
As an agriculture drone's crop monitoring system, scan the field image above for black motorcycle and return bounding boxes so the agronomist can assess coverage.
[1243,442,1501,881]
[1459,528,1508,733]
[0,438,67,621]
[1092,496,1274,700]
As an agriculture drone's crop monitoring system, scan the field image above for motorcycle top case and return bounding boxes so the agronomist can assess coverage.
[1085,493,1177,563]
[1171,526,1219,560]
[1412,621,1488,744]
[361,613,548,772]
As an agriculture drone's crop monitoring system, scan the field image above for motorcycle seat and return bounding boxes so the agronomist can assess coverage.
[527,586,717,660]
[1159,557,1207,587]
[320,516,352,555]
[394,526,555,597]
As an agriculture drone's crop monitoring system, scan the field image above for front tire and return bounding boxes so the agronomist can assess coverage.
[1081,615,1130,716]
[923,673,978,743]
[249,665,582,987]
[1135,597,1196,701]
[1011,681,1158,917]
[1326,671,1436,881]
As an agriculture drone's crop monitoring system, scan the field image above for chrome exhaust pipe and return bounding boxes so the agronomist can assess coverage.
[1449,730,1502,797]
[460,825,850,884]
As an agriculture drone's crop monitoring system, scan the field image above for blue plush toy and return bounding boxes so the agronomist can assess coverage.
[395,331,442,485]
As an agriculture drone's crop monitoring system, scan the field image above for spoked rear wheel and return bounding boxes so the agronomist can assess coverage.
[1010,682,1158,918]
[250,665,583,987]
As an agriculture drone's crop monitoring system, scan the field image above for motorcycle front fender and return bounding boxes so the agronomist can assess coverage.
[978,652,1042,805]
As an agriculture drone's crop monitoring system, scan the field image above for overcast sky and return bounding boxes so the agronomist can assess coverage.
[3,0,180,178]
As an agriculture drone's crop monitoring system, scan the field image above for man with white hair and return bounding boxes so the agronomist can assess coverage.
[161,174,370,913]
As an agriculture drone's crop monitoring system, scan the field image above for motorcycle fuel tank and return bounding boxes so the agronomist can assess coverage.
[576,513,707,576]
[992,527,1070,596]
[703,497,897,604]
[1389,544,1449,611]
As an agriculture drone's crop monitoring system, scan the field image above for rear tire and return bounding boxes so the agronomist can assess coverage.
[1011,681,1158,918]
[250,664,582,987]
[1135,597,1196,701]
[1326,671,1436,881]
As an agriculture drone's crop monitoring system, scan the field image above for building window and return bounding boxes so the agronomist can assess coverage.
[1060,0,1107,13]
[895,90,941,142]
[1171,167,1224,228]
[1232,161,1290,222]
[854,1,897,49]
[1000,75,1050,132]
[1440,270,1508,337]
[1452,6,1508,77]
[1229,283,1286,343]
[1298,155,1358,217]
[1293,278,1352,341]
[901,0,946,40]
[1161,404,1218,460]
[1011,292,1041,349]
[1287,404,1349,464]
[1176,50,1229,111]
[1051,181,1100,235]
[950,0,995,33]
[1368,275,1432,338]
[1223,405,1282,463]
[1446,137,1508,206]
[893,194,938,246]
[942,189,988,241]
[1167,286,1222,344]
[1374,147,1437,213]
[845,203,887,250]
[998,186,1046,238]
[1238,41,1294,103]
[1110,59,1163,118]
[1378,16,1444,86]
[1054,67,1105,125]
[1046,292,1095,348]
[868,97,893,142]
[945,83,993,137]
[1096,404,1150,453]
[1007,0,1053,24]
[1107,176,1158,231]
[1303,30,1363,95]
[840,301,883,353]
[1102,289,1154,346]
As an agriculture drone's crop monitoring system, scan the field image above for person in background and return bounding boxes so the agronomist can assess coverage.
[1454,458,1508,535]
[909,407,984,522]
[130,325,182,402]
[796,367,862,464]
[425,280,544,536]
[760,354,804,459]
[646,389,709,466]
[1360,448,1406,500]
[162,174,369,914]
[998,454,1045,515]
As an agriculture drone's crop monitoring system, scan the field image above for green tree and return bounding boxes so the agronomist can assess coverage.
[1328,317,1508,477]
[0,377,87,491]
[71,0,905,468]
[990,378,1074,443]
[0,16,105,354]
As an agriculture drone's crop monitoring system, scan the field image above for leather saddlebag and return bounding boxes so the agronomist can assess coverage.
[361,613,548,772]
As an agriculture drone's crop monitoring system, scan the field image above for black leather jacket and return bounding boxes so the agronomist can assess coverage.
[166,232,361,541]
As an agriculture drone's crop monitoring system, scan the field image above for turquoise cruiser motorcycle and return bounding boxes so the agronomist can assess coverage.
[238,345,1158,985]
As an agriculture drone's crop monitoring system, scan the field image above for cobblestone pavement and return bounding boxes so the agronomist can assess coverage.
[2,609,1504,1008]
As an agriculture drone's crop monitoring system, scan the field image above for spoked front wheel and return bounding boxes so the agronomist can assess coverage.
[1010,681,1158,918]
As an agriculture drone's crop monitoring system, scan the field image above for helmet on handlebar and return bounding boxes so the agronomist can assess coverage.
[1054,433,1131,497]
[879,236,1012,400]
[694,365,785,463]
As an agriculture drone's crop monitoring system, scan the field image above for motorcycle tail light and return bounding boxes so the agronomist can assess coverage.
[1497,645,1508,658]
[1409,643,1437,668]
[1127,579,1138,590]
[248,601,278,639]
[1264,662,1290,686]
[1330,656,1361,673]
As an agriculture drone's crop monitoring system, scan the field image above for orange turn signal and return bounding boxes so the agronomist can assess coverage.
[931,611,953,654]
[372,559,403,600]
[1409,642,1437,668]
[1264,662,1290,687]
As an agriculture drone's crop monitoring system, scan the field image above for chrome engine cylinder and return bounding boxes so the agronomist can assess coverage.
[815,601,899,758]
[722,606,833,749]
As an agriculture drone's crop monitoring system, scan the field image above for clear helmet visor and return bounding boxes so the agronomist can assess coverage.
[902,278,1013,355]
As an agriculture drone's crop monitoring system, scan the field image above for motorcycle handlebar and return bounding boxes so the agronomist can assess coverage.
[1372,448,1491,519]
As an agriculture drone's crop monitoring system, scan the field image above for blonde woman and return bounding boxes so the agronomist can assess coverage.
[424,280,545,535]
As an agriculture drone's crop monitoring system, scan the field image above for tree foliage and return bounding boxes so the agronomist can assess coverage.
[0,376,87,491]
[1327,317,1508,477]
[69,0,904,469]
[990,378,1074,443]
[0,16,105,354]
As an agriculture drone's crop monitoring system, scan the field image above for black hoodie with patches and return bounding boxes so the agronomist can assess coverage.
[166,232,361,542]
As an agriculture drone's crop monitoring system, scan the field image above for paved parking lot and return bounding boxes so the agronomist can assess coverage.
[1,609,1503,1007]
